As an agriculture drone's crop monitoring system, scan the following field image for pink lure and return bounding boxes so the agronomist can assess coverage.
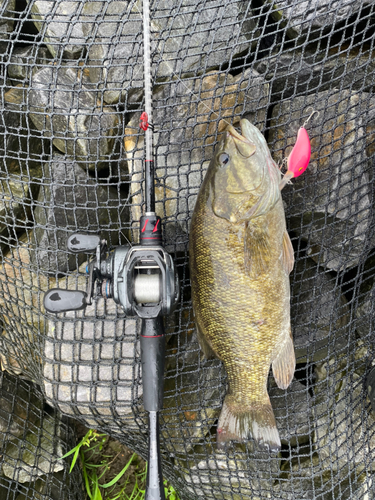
[279,127,311,190]
[287,127,311,177]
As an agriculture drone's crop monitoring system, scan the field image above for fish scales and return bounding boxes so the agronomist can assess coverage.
[189,119,295,452]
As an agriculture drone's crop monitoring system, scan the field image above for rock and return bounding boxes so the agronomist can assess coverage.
[0,371,43,442]
[255,49,375,102]
[0,241,53,381]
[275,453,332,499]
[162,356,224,455]
[271,0,375,39]
[179,442,280,499]
[2,85,45,175]
[31,156,130,274]
[26,0,87,59]
[0,177,32,240]
[8,45,52,83]
[82,0,259,105]
[269,90,375,272]
[313,372,375,471]
[29,65,120,172]
[15,471,84,500]
[43,264,141,428]
[354,252,375,340]
[290,257,349,362]
[3,413,63,482]
[125,68,269,249]
[269,378,311,447]
[0,0,16,54]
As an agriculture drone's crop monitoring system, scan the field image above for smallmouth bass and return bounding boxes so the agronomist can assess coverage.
[189,119,295,452]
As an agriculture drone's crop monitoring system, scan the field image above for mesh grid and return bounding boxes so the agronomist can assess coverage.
[0,0,374,498]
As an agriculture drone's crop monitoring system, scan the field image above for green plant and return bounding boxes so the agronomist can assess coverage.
[61,430,180,500]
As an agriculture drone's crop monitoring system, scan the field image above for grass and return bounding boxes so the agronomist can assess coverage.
[61,429,180,500]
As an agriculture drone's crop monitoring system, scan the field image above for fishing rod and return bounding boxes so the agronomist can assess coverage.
[44,1,179,498]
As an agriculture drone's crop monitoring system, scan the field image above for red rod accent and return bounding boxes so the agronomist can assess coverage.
[141,219,149,232]
[152,219,160,233]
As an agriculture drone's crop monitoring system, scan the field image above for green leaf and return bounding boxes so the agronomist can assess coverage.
[101,453,136,489]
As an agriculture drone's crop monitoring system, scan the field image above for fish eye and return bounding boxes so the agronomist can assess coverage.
[218,153,230,166]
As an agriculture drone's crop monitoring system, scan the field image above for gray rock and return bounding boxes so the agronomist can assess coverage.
[29,65,120,172]
[269,378,312,447]
[3,413,64,483]
[0,177,31,240]
[162,356,224,455]
[26,0,87,59]
[0,0,16,54]
[43,266,141,428]
[82,0,259,105]
[269,90,375,272]
[15,471,84,500]
[31,156,130,274]
[313,372,375,471]
[272,0,375,39]
[355,252,375,340]
[290,257,349,362]
[0,371,43,442]
[125,68,269,249]
[8,45,52,83]
[0,241,52,380]
[274,454,332,500]
[2,85,45,176]
[179,443,280,499]
[255,49,375,102]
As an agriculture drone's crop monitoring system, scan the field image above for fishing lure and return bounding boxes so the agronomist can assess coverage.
[279,110,318,190]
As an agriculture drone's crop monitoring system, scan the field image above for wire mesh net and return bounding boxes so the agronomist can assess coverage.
[0,0,374,498]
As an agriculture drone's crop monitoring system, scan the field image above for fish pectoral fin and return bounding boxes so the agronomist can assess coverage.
[272,331,295,390]
[196,324,216,360]
[244,224,271,279]
[282,231,294,275]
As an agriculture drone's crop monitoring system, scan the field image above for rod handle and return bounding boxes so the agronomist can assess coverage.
[140,318,165,412]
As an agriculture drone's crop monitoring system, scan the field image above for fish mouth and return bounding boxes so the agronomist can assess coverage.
[226,121,256,158]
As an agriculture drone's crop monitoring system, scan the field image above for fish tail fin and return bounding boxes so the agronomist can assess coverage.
[217,394,281,453]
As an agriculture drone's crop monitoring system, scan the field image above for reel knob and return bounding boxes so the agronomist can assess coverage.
[67,234,101,253]
[44,289,87,313]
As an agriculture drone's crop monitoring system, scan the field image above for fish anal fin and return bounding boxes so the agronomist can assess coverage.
[196,324,216,360]
[272,332,296,390]
[244,224,271,279]
[282,231,295,275]
[217,394,281,453]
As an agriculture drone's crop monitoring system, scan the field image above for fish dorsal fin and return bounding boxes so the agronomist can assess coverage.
[244,223,272,279]
[272,329,295,390]
[282,231,295,275]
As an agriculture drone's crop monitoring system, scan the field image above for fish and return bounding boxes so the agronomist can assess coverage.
[189,118,295,452]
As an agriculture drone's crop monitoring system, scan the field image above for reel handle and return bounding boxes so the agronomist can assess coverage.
[44,289,87,313]
[67,234,101,253]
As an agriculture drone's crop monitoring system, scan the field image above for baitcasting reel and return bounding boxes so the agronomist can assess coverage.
[44,213,179,318]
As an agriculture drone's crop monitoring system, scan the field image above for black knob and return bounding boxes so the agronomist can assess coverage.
[44,289,87,313]
[67,234,101,253]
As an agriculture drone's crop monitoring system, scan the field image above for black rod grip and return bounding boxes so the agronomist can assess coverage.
[145,411,165,500]
[140,318,165,412]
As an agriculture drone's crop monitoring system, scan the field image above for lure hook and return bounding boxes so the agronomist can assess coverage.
[302,108,320,129]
